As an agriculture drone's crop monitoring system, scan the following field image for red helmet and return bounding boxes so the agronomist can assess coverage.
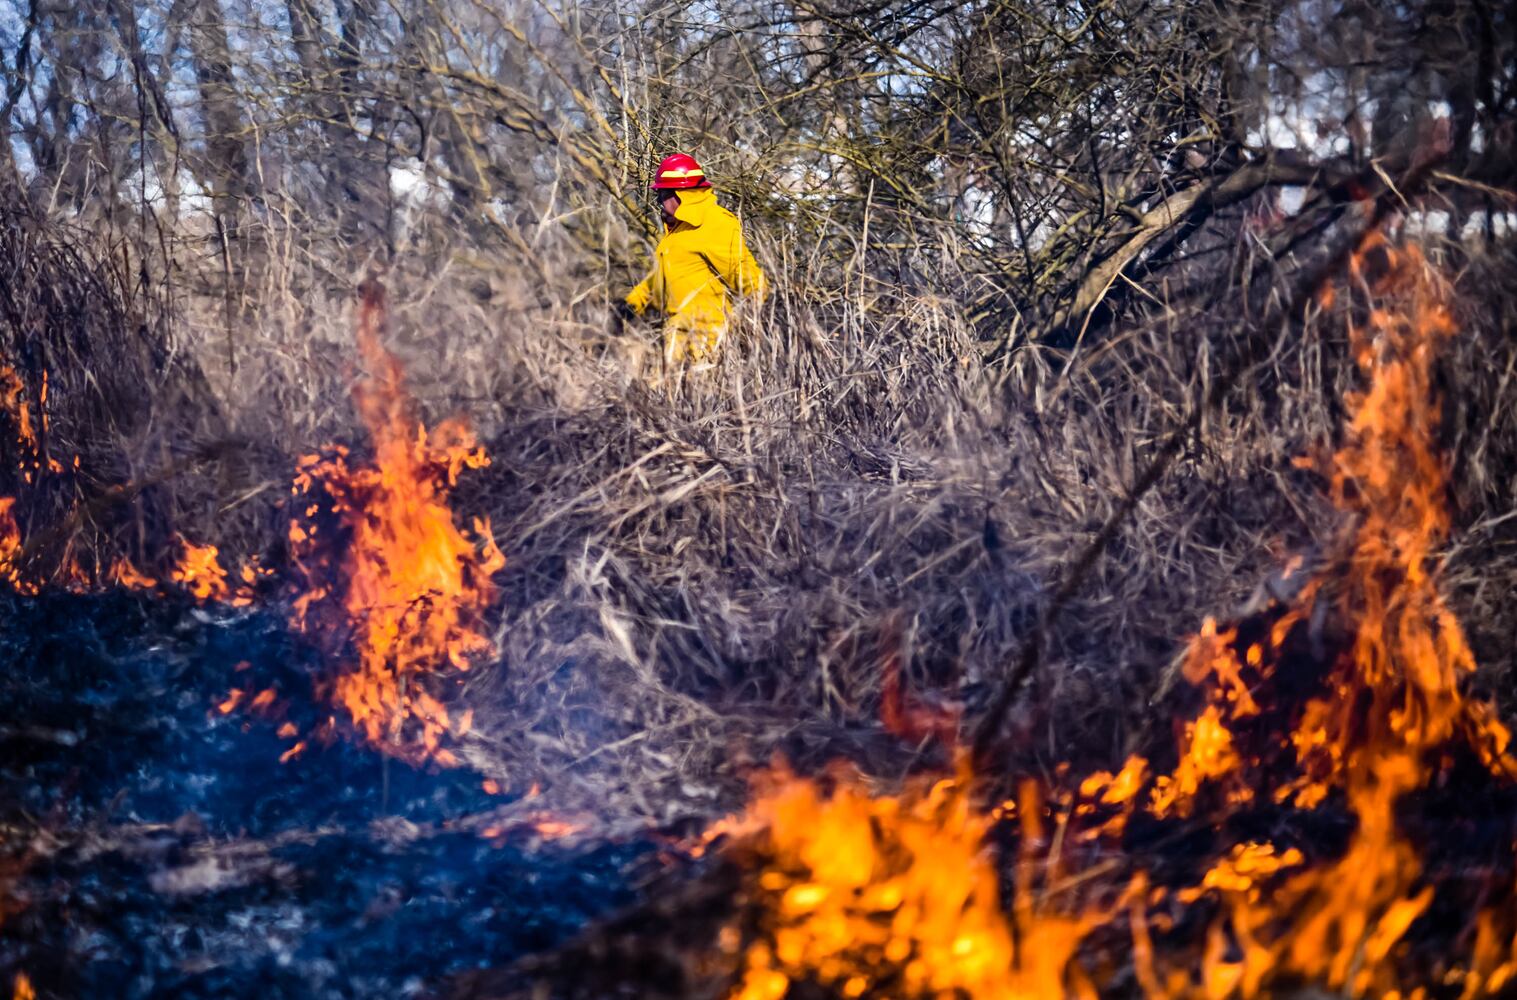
[650,153,713,190]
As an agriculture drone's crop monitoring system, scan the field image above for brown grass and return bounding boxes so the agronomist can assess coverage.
[2,170,1514,824]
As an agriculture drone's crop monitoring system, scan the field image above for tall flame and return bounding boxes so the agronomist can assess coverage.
[2,365,63,483]
[1159,234,1517,997]
[719,234,1517,998]
[288,282,504,766]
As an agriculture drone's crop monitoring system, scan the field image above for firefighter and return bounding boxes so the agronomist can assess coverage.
[624,153,766,371]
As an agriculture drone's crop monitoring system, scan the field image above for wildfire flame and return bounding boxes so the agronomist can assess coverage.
[108,558,158,590]
[3,364,39,484]
[0,497,26,593]
[3,358,240,599]
[169,537,231,602]
[726,764,1101,1000]
[718,234,1517,997]
[2,366,64,484]
[2,361,42,593]
[1147,234,1517,998]
[3,289,500,770]
[1,500,243,603]
[288,281,504,767]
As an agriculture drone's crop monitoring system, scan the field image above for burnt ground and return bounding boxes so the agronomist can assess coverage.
[0,590,671,1000]
[3,590,1515,1000]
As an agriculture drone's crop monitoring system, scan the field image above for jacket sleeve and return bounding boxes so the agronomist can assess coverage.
[626,273,654,314]
[708,223,767,303]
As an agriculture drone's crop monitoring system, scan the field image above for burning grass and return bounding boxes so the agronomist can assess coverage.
[690,233,1517,999]
[5,158,1517,999]
[286,281,506,767]
[723,766,1100,1000]
[3,278,506,769]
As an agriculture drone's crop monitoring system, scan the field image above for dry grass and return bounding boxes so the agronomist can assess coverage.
[3,175,1515,824]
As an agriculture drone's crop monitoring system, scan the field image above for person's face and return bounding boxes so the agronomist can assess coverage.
[656,189,682,226]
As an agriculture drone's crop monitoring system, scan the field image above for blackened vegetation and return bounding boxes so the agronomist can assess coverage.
[0,592,663,999]
[449,592,1517,1000]
[0,203,238,582]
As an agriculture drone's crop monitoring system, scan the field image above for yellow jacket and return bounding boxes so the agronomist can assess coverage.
[625,188,766,340]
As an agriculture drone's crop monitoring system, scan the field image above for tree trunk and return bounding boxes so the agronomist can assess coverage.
[186,0,252,226]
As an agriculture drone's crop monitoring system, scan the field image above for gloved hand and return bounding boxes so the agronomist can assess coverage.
[609,297,646,336]
[609,298,639,335]
[625,283,651,315]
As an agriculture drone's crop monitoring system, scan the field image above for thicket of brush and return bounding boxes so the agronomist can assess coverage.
[2,0,1515,815]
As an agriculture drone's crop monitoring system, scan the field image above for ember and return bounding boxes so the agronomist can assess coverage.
[0,496,23,592]
[169,537,232,602]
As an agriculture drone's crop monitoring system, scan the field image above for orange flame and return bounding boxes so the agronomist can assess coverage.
[2,365,63,483]
[478,813,587,844]
[3,354,245,600]
[0,497,26,593]
[169,537,231,602]
[288,282,504,766]
[725,763,1102,1000]
[1462,881,1517,998]
[1,504,237,600]
[1126,235,1517,996]
[1,364,38,479]
[108,558,158,589]
[721,234,1516,999]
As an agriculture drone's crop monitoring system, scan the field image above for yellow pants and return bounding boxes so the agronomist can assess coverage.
[663,317,725,368]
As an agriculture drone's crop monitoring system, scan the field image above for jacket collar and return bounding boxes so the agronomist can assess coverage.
[670,187,716,228]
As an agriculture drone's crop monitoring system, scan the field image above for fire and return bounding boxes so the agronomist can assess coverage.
[478,813,587,844]
[0,497,26,593]
[725,764,1101,999]
[3,287,499,770]
[1148,702,1248,818]
[4,345,250,601]
[1068,235,1516,997]
[718,234,1516,998]
[1,509,241,601]
[169,537,231,601]
[2,365,63,483]
[2,363,38,482]
[1463,887,1517,998]
[288,281,504,766]
[108,558,158,589]
[11,973,33,1000]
